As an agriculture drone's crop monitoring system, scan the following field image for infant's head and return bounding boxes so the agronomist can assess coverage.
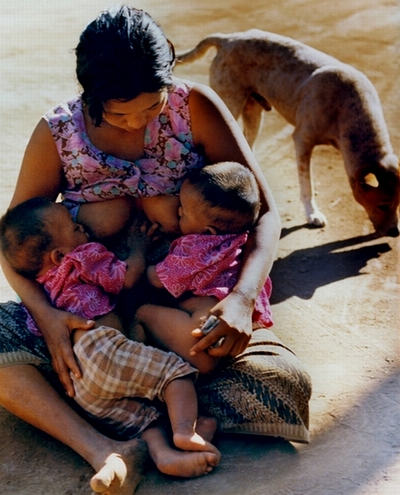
[179,161,260,235]
[0,198,88,278]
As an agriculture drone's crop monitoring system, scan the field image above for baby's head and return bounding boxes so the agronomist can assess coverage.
[0,198,89,278]
[179,162,260,235]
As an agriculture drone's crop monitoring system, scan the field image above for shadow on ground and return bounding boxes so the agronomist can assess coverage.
[270,229,392,303]
[136,369,400,494]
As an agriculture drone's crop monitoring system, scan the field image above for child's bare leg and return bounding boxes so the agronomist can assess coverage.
[196,416,219,442]
[127,320,147,343]
[73,312,124,344]
[140,376,219,478]
[135,297,220,373]
[141,425,220,478]
[164,377,218,453]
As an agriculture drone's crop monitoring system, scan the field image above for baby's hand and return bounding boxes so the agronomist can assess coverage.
[123,220,153,261]
[141,221,162,240]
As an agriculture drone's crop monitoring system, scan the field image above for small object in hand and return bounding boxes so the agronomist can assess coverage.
[200,315,220,335]
[200,316,225,349]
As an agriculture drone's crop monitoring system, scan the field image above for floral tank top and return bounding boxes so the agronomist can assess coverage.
[43,79,205,210]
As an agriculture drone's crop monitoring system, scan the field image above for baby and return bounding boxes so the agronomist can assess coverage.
[136,161,274,373]
[0,197,220,478]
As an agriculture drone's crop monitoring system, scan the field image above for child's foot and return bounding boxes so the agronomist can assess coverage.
[173,430,219,454]
[173,416,218,453]
[155,449,220,478]
[90,439,148,495]
[142,424,220,479]
[196,416,218,442]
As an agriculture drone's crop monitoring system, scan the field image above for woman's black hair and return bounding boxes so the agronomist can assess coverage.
[75,5,176,126]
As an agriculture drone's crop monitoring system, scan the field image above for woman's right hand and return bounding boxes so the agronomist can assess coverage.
[190,290,253,358]
[40,307,95,397]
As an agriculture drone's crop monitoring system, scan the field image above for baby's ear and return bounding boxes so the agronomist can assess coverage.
[50,248,65,266]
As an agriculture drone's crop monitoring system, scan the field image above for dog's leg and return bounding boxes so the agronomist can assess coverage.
[293,135,327,227]
[242,95,264,148]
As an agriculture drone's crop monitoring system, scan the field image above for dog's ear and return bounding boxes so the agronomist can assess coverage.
[354,169,380,190]
[362,173,379,188]
[356,160,400,191]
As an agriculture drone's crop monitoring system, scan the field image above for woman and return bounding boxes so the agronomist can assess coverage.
[0,5,311,495]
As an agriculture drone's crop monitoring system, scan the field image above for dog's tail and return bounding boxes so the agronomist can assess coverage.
[176,34,227,64]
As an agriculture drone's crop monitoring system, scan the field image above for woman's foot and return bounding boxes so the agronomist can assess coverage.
[90,439,148,495]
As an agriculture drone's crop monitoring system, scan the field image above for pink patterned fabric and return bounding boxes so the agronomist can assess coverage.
[26,243,126,336]
[43,79,205,212]
[156,233,273,328]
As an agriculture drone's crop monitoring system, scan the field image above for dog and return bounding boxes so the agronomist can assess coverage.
[177,30,400,236]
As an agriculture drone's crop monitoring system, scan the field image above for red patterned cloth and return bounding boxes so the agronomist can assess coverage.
[156,233,273,328]
[43,79,205,216]
[26,242,126,335]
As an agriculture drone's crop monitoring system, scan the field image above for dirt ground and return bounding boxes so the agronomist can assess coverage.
[0,0,399,494]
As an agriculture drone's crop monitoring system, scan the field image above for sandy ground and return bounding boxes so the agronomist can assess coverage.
[0,0,399,493]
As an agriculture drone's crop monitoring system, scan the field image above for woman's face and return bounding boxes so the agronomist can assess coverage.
[102,90,168,132]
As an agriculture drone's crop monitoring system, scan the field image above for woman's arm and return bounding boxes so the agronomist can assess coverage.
[4,118,94,395]
[1,254,94,396]
[188,83,281,357]
[9,118,63,208]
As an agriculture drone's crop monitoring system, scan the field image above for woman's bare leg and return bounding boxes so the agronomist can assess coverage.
[0,364,147,494]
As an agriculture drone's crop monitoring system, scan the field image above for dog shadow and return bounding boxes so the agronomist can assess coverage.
[270,226,392,304]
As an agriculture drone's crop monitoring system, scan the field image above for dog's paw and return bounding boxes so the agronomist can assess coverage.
[307,211,327,227]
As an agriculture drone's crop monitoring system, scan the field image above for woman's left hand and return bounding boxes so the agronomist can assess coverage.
[190,291,253,357]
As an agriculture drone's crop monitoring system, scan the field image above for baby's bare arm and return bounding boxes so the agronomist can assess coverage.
[123,228,151,289]
[147,265,164,289]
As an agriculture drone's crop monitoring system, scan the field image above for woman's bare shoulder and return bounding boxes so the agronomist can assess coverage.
[188,82,232,113]
[10,118,62,208]
[187,82,252,165]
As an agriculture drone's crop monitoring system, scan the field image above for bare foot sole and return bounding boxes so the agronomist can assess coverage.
[173,431,219,454]
[156,450,220,478]
[90,440,148,495]
[173,416,218,452]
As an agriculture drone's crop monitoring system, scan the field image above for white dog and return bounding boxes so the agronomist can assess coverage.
[177,30,400,236]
